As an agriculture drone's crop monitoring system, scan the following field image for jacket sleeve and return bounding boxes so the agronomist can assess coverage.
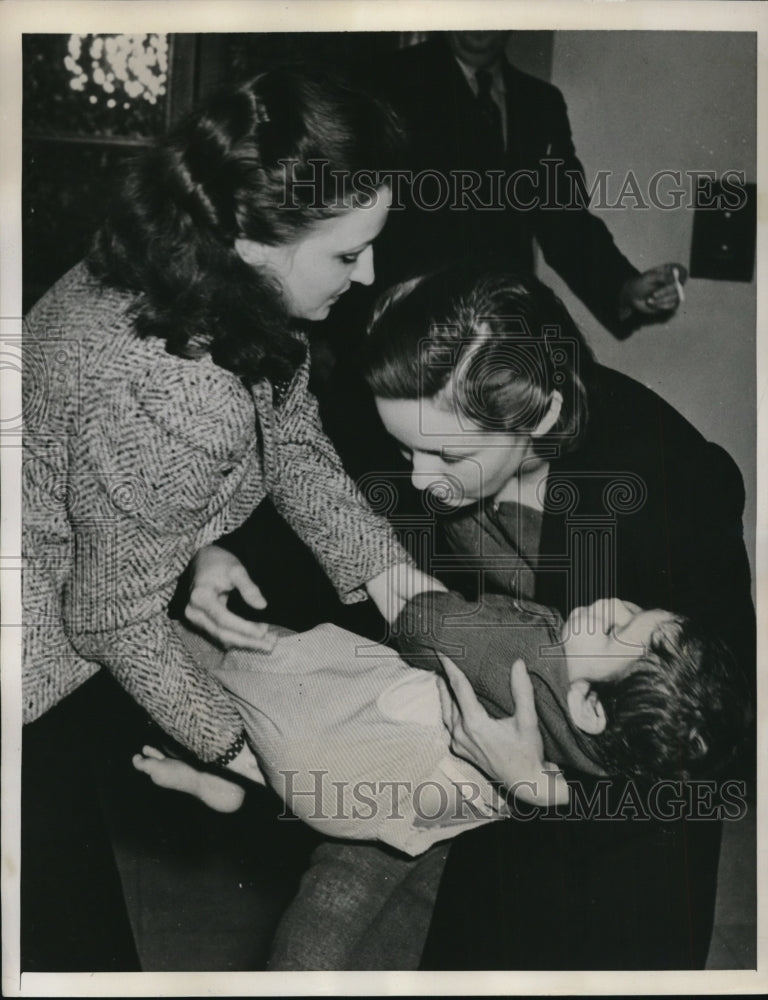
[392,589,563,719]
[530,86,640,338]
[261,359,413,603]
[59,361,254,762]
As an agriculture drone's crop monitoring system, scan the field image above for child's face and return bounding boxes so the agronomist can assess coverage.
[375,395,536,508]
[561,598,676,682]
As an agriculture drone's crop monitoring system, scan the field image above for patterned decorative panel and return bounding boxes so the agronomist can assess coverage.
[23,33,169,138]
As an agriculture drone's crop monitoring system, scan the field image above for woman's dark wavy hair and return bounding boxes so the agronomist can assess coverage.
[591,617,752,782]
[361,266,594,454]
[88,68,403,384]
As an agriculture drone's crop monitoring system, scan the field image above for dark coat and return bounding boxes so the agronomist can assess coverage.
[371,39,639,336]
[532,362,750,671]
[418,362,754,971]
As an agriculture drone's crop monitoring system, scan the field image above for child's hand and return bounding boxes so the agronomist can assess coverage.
[133,745,248,813]
[438,656,569,807]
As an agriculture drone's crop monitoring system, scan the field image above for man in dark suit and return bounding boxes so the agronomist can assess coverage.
[371,31,685,339]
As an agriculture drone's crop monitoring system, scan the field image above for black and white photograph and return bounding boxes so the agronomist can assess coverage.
[1,1,765,995]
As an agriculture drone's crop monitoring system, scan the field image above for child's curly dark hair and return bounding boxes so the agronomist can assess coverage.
[591,616,751,782]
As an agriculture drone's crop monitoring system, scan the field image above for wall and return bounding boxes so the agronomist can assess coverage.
[535,31,756,584]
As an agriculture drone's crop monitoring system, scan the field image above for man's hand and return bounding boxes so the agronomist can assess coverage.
[439,655,569,807]
[185,545,277,651]
[620,262,687,320]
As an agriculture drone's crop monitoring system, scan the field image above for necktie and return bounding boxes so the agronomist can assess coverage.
[475,69,504,153]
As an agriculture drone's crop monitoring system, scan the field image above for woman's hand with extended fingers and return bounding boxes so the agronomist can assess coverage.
[439,654,569,808]
[185,545,277,651]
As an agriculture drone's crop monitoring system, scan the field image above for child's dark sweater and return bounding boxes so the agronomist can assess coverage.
[393,590,606,776]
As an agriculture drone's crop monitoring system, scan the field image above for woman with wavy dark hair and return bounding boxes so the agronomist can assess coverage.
[21,68,450,971]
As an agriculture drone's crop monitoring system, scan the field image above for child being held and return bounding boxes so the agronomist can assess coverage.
[394,589,748,784]
[135,591,747,856]
[137,265,748,853]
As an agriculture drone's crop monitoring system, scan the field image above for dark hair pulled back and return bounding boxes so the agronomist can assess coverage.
[362,266,594,455]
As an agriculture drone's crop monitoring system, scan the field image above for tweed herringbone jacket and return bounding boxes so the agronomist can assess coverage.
[22,263,407,761]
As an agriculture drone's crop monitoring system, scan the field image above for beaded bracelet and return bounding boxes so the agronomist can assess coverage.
[213,732,246,768]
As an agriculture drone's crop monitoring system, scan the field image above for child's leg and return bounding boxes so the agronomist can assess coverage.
[267,839,448,971]
[132,746,246,813]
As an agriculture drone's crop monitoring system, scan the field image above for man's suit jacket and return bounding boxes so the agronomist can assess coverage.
[371,38,639,337]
